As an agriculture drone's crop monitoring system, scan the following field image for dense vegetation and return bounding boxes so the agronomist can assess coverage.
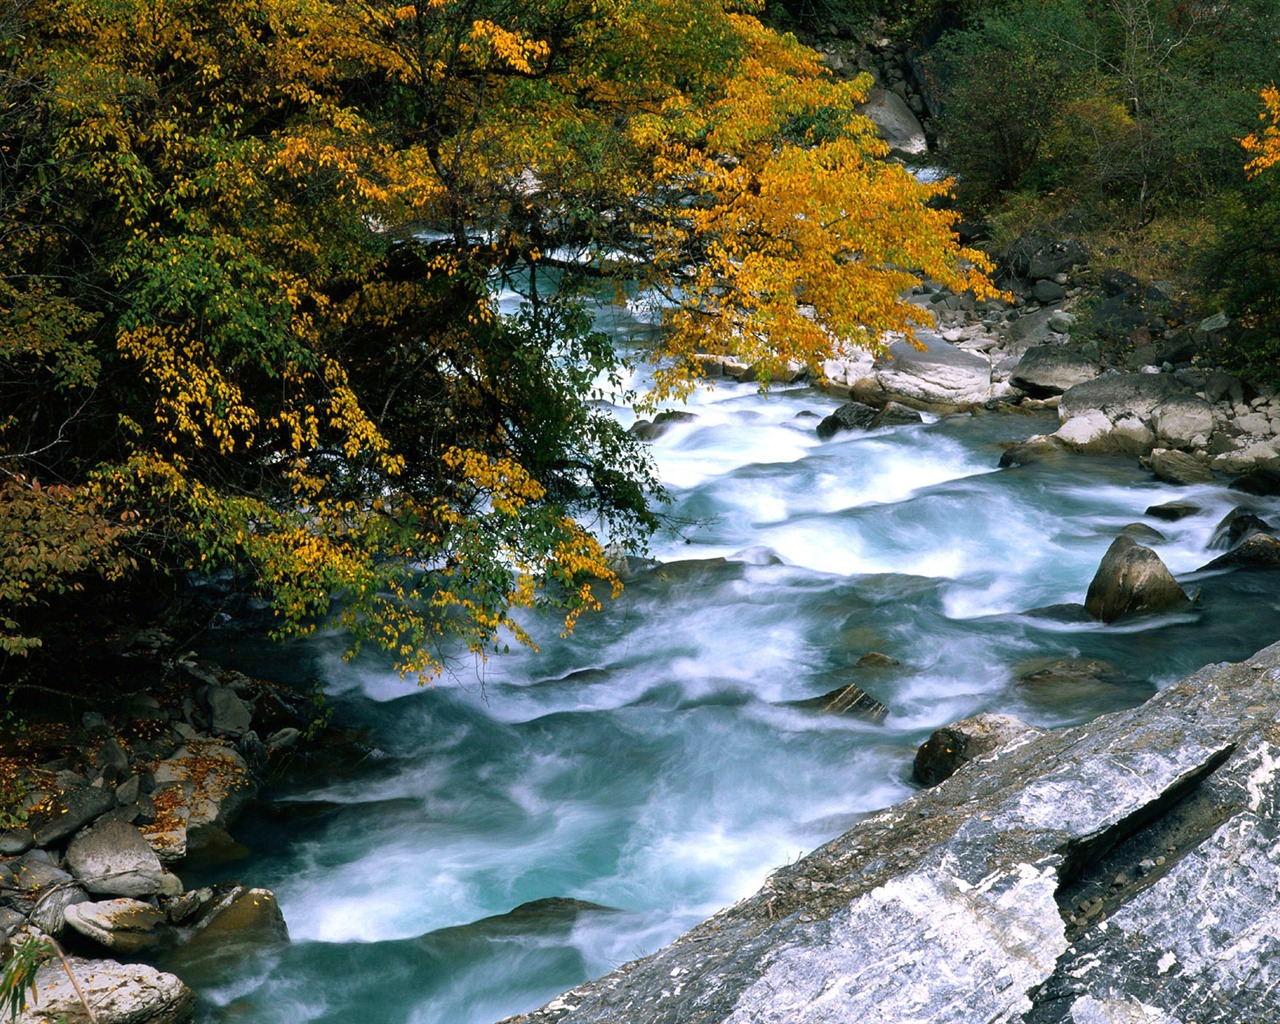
[0,0,995,681]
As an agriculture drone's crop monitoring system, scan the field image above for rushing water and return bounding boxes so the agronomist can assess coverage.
[173,304,1280,1023]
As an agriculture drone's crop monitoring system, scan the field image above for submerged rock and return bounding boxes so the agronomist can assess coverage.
[501,642,1280,1024]
[1208,507,1272,550]
[1084,536,1191,623]
[1199,532,1280,571]
[815,401,878,439]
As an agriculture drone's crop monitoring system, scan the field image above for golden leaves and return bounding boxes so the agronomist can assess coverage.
[1244,85,1280,178]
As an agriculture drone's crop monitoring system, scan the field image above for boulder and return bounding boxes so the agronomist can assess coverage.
[1230,461,1280,496]
[63,898,170,954]
[1199,532,1280,571]
[1010,346,1101,396]
[14,957,193,1024]
[1002,236,1088,280]
[815,401,878,439]
[1084,536,1191,622]
[998,435,1068,467]
[1208,507,1272,550]
[1058,372,1185,426]
[868,402,922,429]
[1031,279,1066,303]
[1119,522,1166,543]
[1150,395,1213,448]
[1054,411,1135,454]
[0,828,33,855]
[1147,448,1215,485]
[1005,309,1057,354]
[860,88,926,156]
[66,819,166,898]
[873,337,991,406]
[206,687,253,738]
[31,785,116,848]
[184,885,289,948]
[1146,501,1199,521]
[29,884,91,938]
[913,713,1038,786]
[149,743,255,853]
[9,853,73,893]
[504,644,1280,1024]
[792,684,889,722]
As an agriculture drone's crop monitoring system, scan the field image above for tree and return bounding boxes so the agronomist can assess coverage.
[0,0,994,678]
[1244,85,1280,178]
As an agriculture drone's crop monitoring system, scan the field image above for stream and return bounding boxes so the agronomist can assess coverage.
[174,300,1280,1023]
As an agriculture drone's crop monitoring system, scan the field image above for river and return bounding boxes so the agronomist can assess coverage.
[174,299,1280,1023]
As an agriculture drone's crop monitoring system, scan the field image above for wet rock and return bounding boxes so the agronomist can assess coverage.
[1118,523,1166,543]
[815,401,878,439]
[67,819,166,898]
[998,435,1067,467]
[1208,508,1272,550]
[913,713,1038,786]
[1010,346,1100,397]
[504,643,1280,1024]
[1230,461,1280,496]
[868,402,922,429]
[0,828,34,855]
[793,684,889,722]
[31,785,116,848]
[1084,536,1191,622]
[1199,533,1280,571]
[184,885,288,948]
[630,410,697,441]
[856,651,900,668]
[64,898,170,954]
[1146,501,1200,521]
[13,956,193,1024]
[1147,448,1214,485]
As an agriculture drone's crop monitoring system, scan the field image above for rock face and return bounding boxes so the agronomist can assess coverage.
[1084,536,1191,622]
[501,643,1280,1024]
[913,713,1038,786]
[15,956,193,1024]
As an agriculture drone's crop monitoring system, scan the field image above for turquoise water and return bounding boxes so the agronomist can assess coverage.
[176,351,1280,1023]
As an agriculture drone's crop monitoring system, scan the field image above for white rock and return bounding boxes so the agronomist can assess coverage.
[15,957,192,1024]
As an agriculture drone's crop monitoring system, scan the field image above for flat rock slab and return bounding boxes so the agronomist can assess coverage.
[15,956,193,1024]
[67,819,165,897]
[64,898,169,954]
[501,644,1280,1024]
[1059,373,1186,425]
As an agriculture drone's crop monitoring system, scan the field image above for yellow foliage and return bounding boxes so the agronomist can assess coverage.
[1244,84,1280,177]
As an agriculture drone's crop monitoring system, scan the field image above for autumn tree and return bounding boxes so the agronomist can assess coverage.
[0,0,993,678]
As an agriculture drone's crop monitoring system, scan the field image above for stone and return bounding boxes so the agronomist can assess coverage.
[0,907,24,941]
[1010,346,1101,396]
[1059,372,1185,426]
[508,644,1280,1024]
[63,898,170,954]
[868,402,922,429]
[0,827,34,855]
[913,713,1038,786]
[792,684,889,722]
[815,401,878,439]
[1196,311,1231,333]
[1147,449,1215,485]
[1119,522,1166,543]
[66,819,166,897]
[998,435,1068,467]
[860,88,926,156]
[206,687,253,738]
[1199,533,1280,571]
[874,336,991,406]
[1005,309,1057,354]
[150,743,255,853]
[1146,501,1199,521]
[31,785,116,848]
[1032,279,1066,303]
[1048,311,1075,334]
[266,727,301,750]
[9,853,73,892]
[1208,507,1272,550]
[13,957,193,1024]
[1151,395,1213,447]
[29,884,91,938]
[856,651,900,668]
[1054,411,1116,452]
[1084,536,1191,622]
[185,885,289,948]
[1230,462,1280,496]
[1204,370,1244,406]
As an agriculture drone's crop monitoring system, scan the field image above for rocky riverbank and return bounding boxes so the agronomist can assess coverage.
[501,639,1280,1024]
[1,633,308,1023]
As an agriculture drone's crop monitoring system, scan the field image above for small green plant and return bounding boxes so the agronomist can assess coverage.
[2,935,52,1020]
[302,680,332,743]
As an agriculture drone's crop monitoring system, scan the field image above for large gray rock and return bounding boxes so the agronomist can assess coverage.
[1010,346,1101,396]
[815,402,878,439]
[860,88,926,156]
[913,713,1039,786]
[67,819,165,897]
[1200,532,1280,571]
[29,884,91,938]
[501,642,1280,1024]
[150,743,256,853]
[874,336,991,406]
[14,956,193,1023]
[206,686,253,738]
[31,785,116,847]
[64,898,170,954]
[1084,536,1191,622]
[1147,448,1215,485]
[1058,372,1186,426]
